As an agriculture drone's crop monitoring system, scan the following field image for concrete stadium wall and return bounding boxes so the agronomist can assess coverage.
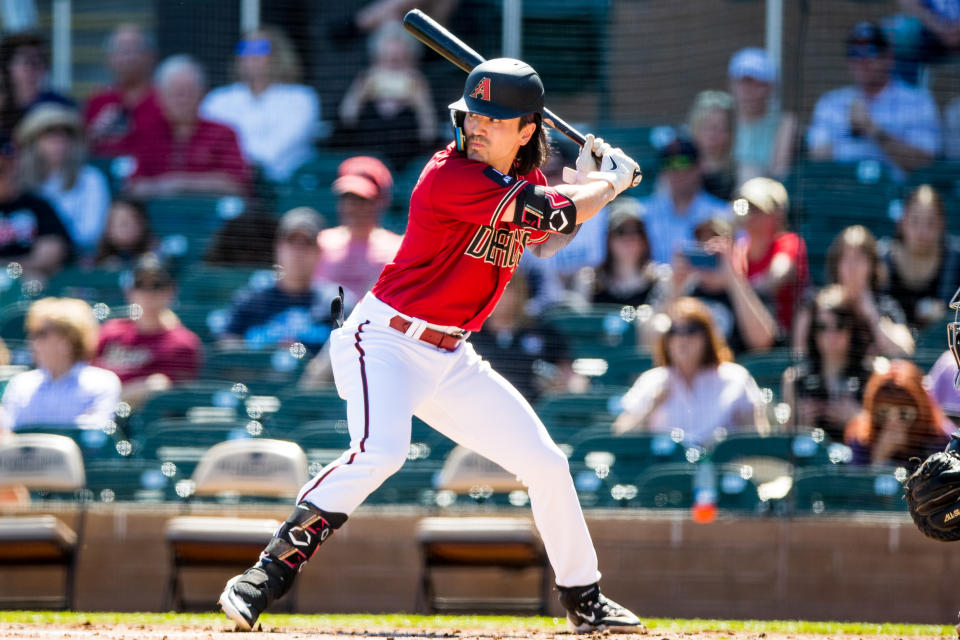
[0,503,956,624]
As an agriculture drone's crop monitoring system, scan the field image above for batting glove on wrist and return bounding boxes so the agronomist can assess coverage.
[587,147,641,195]
[562,133,610,184]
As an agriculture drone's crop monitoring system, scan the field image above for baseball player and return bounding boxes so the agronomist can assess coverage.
[219,58,643,633]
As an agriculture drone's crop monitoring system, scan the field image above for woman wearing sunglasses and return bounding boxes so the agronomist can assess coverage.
[591,199,665,307]
[844,359,952,466]
[782,284,874,442]
[614,296,768,446]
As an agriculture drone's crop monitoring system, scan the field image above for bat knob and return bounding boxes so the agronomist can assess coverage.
[631,168,643,188]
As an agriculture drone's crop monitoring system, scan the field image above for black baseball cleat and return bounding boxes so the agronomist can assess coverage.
[219,561,292,631]
[557,583,646,634]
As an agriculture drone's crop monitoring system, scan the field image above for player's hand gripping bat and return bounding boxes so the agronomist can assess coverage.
[403,9,642,188]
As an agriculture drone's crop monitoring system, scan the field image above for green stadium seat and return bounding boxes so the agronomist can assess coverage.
[786,160,899,284]
[12,424,128,464]
[177,265,273,306]
[569,431,692,479]
[533,390,625,445]
[127,380,250,434]
[791,465,907,513]
[595,348,653,388]
[201,346,307,395]
[631,462,764,512]
[270,388,348,431]
[0,300,33,342]
[542,304,637,360]
[83,457,178,502]
[270,150,361,224]
[45,267,129,306]
[135,418,262,477]
[736,348,795,400]
[147,196,246,264]
[708,431,832,468]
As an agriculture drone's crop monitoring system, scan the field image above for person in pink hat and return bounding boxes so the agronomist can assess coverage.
[312,155,403,299]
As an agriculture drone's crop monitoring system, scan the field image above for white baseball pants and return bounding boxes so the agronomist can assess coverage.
[297,293,601,588]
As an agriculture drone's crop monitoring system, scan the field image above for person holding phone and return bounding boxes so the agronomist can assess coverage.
[650,217,777,355]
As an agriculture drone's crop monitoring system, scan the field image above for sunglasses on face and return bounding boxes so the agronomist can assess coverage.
[667,322,704,337]
[133,280,172,291]
[610,225,644,238]
[875,403,917,423]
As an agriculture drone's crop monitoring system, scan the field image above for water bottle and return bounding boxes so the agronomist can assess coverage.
[691,461,717,523]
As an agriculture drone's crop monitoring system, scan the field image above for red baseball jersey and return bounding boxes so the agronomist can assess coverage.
[373,142,556,331]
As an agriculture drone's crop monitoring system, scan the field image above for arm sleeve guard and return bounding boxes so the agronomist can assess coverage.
[512,184,578,235]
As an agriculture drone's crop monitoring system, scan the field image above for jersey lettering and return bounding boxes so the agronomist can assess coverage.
[465,224,532,268]
[469,77,492,102]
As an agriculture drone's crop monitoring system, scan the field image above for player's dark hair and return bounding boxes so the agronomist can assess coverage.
[514,113,549,176]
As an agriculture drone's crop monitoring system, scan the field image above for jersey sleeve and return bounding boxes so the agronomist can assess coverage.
[428,158,530,227]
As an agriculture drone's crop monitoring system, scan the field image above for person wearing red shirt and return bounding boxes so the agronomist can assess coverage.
[733,176,809,334]
[219,58,643,634]
[94,256,201,408]
[126,55,250,198]
[83,24,165,157]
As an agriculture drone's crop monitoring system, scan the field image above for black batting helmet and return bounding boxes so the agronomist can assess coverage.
[449,58,544,119]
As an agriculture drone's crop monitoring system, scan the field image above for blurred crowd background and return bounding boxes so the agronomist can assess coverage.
[1,0,960,515]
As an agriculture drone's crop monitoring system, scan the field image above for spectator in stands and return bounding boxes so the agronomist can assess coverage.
[201,26,319,183]
[844,358,951,466]
[0,31,74,137]
[0,137,71,278]
[83,24,164,157]
[891,0,960,83]
[688,90,738,201]
[927,349,960,422]
[204,202,279,267]
[313,155,402,300]
[614,296,768,447]
[353,0,458,33]
[470,271,586,403]
[732,177,808,334]
[727,46,797,181]
[94,256,201,408]
[0,297,120,430]
[335,20,438,170]
[126,55,250,198]
[794,225,915,358]
[15,104,110,261]
[218,207,339,353]
[782,285,874,442]
[640,135,729,266]
[879,184,960,330]
[806,21,940,181]
[655,217,777,355]
[591,197,665,307]
[94,198,155,270]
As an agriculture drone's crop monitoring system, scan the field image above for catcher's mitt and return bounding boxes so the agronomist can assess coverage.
[904,436,960,541]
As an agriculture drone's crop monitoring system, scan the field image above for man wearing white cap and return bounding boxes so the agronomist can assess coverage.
[727,47,797,182]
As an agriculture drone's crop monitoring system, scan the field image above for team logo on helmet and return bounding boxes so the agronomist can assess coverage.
[469,77,492,102]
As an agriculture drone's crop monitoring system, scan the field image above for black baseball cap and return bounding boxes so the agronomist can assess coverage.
[132,253,175,289]
[846,21,888,58]
[659,136,699,171]
[448,58,544,120]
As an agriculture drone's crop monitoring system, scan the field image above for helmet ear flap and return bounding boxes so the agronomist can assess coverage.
[450,110,467,151]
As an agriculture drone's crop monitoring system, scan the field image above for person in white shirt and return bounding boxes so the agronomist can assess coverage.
[201,25,320,182]
[0,297,120,431]
[613,296,768,447]
[14,103,111,261]
[807,21,941,181]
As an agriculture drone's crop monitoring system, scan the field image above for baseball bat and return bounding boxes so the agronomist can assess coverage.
[402,9,642,185]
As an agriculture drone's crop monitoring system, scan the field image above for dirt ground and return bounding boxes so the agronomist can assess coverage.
[0,624,952,640]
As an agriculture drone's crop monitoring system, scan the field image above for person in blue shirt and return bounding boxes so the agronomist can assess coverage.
[218,207,342,354]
